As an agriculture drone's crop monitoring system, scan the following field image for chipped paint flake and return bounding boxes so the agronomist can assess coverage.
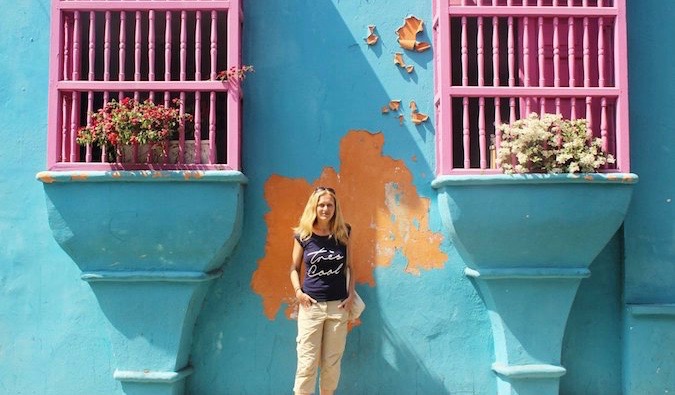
[364,25,379,45]
[252,131,447,320]
[381,106,390,114]
[409,100,429,125]
[394,53,415,74]
[411,112,429,125]
[415,41,431,53]
[396,15,431,52]
[394,52,405,67]
[389,100,401,111]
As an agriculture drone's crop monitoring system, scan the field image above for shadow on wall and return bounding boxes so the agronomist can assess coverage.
[560,233,623,395]
[188,0,492,393]
[340,287,450,395]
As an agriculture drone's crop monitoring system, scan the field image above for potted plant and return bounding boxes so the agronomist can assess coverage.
[495,112,614,174]
[76,97,193,163]
[432,112,637,395]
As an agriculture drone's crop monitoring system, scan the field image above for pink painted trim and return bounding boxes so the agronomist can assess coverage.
[57,1,233,11]
[47,0,244,171]
[614,0,630,171]
[434,0,454,174]
[434,0,629,175]
[227,0,242,171]
[47,1,64,168]
[446,6,618,17]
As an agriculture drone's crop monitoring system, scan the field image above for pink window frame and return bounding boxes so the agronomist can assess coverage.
[432,0,630,175]
[46,0,243,171]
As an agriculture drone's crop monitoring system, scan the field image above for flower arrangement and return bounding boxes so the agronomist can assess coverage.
[216,65,254,82]
[496,112,615,174]
[77,97,192,152]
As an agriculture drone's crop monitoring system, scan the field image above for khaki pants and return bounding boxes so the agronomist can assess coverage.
[294,300,349,394]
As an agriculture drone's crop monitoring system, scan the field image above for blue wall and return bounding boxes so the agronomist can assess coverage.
[0,1,121,394]
[623,1,675,393]
[0,1,672,394]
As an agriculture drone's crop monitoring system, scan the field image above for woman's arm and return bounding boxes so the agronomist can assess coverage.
[290,238,316,307]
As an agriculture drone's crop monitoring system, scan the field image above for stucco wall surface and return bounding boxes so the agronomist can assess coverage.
[0,1,121,394]
[624,2,675,393]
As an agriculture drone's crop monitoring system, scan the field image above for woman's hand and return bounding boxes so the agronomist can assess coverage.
[296,289,317,308]
[338,293,354,311]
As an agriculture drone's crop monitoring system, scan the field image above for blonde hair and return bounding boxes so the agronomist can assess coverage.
[293,188,350,245]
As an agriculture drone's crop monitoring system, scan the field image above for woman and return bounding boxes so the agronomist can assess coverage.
[290,186,355,395]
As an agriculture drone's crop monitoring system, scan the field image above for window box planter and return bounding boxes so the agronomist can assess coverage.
[432,173,638,395]
[120,140,212,165]
[37,170,247,395]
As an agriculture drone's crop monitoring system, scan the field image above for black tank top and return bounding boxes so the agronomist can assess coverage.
[295,233,348,302]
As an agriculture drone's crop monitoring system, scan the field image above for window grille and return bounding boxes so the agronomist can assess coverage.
[432,0,629,174]
[46,0,243,170]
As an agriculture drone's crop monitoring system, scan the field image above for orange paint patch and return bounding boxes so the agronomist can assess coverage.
[37,172,55,183]
[183,171,204,180]
[251,131,447,320]
[71,173,89,181]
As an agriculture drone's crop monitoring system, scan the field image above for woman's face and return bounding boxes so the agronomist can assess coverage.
[315,193,336,223]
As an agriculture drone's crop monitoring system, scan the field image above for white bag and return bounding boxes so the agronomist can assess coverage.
[349,290,366,321]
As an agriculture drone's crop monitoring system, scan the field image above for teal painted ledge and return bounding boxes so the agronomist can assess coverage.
[433,173,638,395]
[628,303,675,316]
[37,170,247,395]
[37,169,248,183]
[114,367,194,383]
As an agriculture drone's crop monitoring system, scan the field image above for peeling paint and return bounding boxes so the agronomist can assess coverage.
[394,52,405,67]
[394,53,414,74]
[251,131,447,320]
[388,100,401,111]
[409,100,429,125]
[396,15,431,52]
[411,112,429,125]
[364,25,378,45]
[410,100,418,112]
